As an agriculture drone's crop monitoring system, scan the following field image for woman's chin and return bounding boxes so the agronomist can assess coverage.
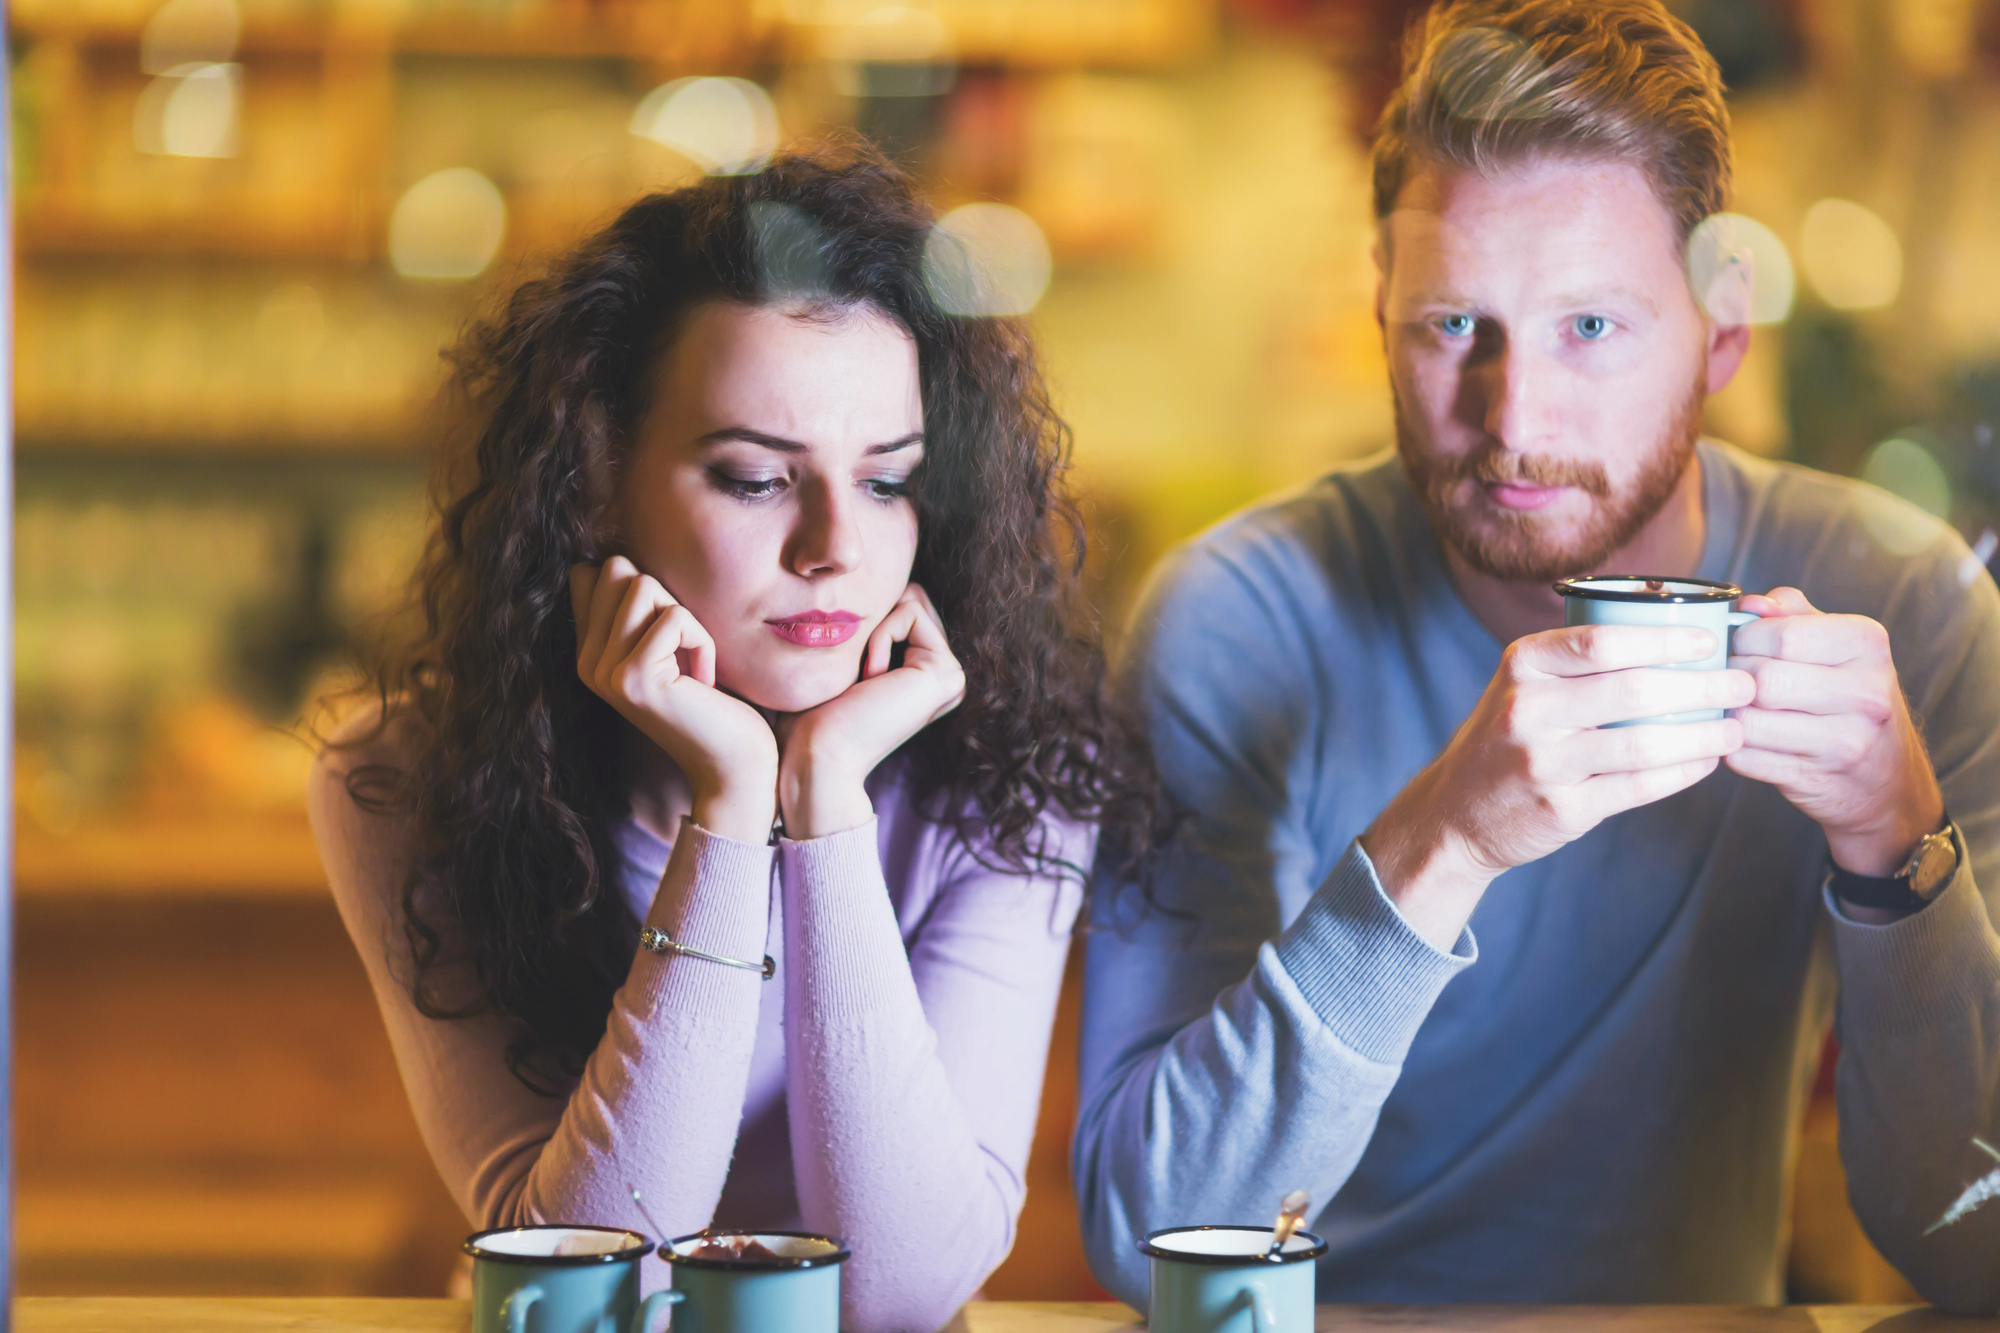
[724,665,858,716]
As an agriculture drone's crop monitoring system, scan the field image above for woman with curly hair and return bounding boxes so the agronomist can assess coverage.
[308,142,1156,1331]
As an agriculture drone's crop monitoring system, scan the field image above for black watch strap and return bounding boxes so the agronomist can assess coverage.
[1828,820,1960,912]
[1828,867,1935,912]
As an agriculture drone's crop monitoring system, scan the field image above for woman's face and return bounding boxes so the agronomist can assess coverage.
[617,300,925,714]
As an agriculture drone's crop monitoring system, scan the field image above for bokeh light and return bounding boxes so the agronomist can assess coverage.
[389,169,507,281]
[140,0,241,74]
[1686,212,1794,325]
[923,203,1052,317]
[629,77,780,177]
[1859,434,1952,555]
[827,6,958,99]
[1800,198,1903,311]
[133,62,242,158]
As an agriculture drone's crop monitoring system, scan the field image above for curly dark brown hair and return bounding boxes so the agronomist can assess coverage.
[346,141,1162,1090]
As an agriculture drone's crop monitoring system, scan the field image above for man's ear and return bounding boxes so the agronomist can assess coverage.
[1700,245,1753,393]
[1372,235,1388,333]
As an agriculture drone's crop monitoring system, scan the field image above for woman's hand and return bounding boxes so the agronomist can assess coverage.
[777,584,967,839]
[570,557,779,843]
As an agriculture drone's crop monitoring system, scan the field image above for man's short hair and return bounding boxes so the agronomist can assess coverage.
[1371,0,1732,246]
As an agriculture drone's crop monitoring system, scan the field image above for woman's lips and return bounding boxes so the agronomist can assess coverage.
[1485,481,1568,511]
[765,611,863,648]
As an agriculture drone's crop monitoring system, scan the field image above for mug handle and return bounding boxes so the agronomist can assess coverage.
[1237,1286,1281,1333]
[631,1289,683,1333]
[502,1285,543,1333]
[1727,609,1760,630]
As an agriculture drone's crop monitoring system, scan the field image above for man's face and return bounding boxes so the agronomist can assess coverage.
[1379,156,1731,583]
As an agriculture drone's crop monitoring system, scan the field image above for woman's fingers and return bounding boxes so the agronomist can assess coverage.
[628,604,718,691]
[606,573,671,669]
[578,555,638,671]
[863,599,919,679]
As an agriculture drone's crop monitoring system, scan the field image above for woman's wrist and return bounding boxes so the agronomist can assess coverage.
[691,769,779,844]
[777,751,875,841]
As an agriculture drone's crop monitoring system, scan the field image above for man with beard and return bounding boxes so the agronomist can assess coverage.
[1075,0,2000,1311]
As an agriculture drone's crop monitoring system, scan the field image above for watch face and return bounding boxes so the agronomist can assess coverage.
[1911,833,1958,897]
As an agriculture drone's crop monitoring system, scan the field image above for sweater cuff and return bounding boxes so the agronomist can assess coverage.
[778,818,901,1018]
[1271,839,1476,1064]
[644,817,775,960]
[1828,860,2000,1034]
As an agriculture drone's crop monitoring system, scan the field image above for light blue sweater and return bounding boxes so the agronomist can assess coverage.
[1076,442,2000,1311]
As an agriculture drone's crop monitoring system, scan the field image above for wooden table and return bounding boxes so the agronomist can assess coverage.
[12,1299,1988,1332]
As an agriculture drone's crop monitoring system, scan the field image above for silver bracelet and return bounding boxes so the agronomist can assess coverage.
[639,926,775,980]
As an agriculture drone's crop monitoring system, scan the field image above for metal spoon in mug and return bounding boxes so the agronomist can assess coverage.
[629,1184,672,1260]
[1266,1189,1310,1260]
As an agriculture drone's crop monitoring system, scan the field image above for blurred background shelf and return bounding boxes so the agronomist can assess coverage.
[15,815,328,899]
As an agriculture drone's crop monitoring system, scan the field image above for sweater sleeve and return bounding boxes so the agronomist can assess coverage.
[1071,542,1473,1310]
[1827,537,2000,1314]
[778,809,1087,1333]
[307,728,775,1255]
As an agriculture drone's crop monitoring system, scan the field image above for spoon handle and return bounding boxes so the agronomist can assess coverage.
[1266,1188,1311,1258]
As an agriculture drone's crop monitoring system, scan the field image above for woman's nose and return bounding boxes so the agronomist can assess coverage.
[786,479,864,578]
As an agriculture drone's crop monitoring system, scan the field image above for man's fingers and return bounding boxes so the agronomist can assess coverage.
[1509,623,1718,679]
[1733,705,1877,761]
[1729,610,1887,667]
[1722,745,1810,787]
[1557,718,1742,780]
[1736,585,1817,619]
[1735,656,1893,720]
[1577,756,1720,818]
[1543,666,1754,731]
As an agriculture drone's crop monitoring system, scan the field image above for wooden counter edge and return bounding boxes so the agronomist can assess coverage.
[11,1297,1951,1333]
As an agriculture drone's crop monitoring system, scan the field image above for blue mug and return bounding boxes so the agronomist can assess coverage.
[1140,1224,1326,1333]
[1554,575,1759,726]
[661,1229,850,1333]
[464,1225,678,1333]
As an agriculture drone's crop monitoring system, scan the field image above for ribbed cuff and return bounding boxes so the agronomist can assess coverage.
[1828,860,2000,1033]
[1270,839,1476,1064]
[632,819,775,1004]
[779,818,902,1018]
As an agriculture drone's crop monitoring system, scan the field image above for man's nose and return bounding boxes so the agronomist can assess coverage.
[786,478,863,578]
[1475,336,1561,451]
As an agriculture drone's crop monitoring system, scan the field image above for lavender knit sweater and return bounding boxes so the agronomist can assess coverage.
[310,721,1088,1333]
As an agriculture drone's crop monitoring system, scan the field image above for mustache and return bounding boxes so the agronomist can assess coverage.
[1448,443,1611,498]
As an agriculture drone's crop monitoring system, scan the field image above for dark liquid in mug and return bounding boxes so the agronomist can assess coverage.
[686,1236,787,1262]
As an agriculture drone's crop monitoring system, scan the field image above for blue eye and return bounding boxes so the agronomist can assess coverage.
[1439,313,1475,338]
[1573,314,1612,340]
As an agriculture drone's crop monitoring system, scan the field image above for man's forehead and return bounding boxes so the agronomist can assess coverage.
[1380,156,1685,289]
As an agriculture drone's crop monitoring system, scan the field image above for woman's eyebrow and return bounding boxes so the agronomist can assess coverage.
[694,427,924,455]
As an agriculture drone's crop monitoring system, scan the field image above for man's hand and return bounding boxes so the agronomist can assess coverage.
[775,584,967,839]
[1728,587,1944,901]
[1362,624,1753,949]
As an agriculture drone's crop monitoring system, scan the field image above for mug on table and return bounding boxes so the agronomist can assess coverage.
[463,1225,676,1333]
[1140,1224,1327,1333]
[659,1230,850,1333]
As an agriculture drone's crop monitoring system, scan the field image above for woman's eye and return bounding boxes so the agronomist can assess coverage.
[1438,313,1475,338]
[1573,314,1613,341]
[710,470,784,500]
[864,478,912,502]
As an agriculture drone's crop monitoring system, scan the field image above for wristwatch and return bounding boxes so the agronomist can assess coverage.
[1827,817,1963,913]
